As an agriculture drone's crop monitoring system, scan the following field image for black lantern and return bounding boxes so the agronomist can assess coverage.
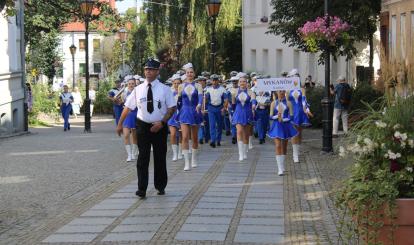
[206,0,221,74]
[80,0,94,17]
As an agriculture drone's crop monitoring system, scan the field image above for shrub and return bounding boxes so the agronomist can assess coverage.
[305,86,324,128]
[29,84,60,124]
[350,83,384,112]
[94,80,115,114]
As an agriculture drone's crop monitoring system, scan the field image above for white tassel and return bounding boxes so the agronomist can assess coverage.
[191,148,198,168]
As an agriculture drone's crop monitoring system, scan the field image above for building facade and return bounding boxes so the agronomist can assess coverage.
[242,0,356,85]
[381,0,414,63]
[0,0,26,136]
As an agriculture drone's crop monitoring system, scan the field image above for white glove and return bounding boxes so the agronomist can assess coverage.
[271,115,278,120]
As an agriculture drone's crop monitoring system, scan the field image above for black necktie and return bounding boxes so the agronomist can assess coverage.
[147,83,154,113]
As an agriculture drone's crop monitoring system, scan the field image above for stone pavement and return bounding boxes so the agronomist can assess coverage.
[1,116,351,244]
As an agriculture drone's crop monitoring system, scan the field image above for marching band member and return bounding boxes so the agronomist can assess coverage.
[227,76,239,144]
[178,63,203,171]
[231,74,256,161]
[267,91,298,176]
[107,80,124,126]
[197,76,210,144]
[60,85,73,131]
[122,77,138,162]
[254,81,271,144]
[168,74,182,161]
[287,69,313,163]
[205,74,228,148]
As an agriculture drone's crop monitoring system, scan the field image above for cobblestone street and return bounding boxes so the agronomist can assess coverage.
[0,116,352,244]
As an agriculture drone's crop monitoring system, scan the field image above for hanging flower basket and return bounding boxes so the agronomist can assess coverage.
[298,15,351,53]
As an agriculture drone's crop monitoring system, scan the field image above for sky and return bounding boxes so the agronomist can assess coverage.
[115,0,142,14]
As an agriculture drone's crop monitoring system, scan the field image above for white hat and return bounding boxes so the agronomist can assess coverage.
[230,76,239,81]
[288,68,299,77]
[139,78,145,82]
[337,75,345,81]
[171,74,181,81]
[133,75,141,80]
[236,72,247,79]
[182,63,193,70]
[124,75,133,82]
[181,74,187,81]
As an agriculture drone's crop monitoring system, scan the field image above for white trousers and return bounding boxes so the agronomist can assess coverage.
[333,108,348,135]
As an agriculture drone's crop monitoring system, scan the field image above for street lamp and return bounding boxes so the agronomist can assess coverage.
[69,44,77,89]
[206,0,221,74]
[174,41,183,69]
[80,0,94,133]
[321,0,333,153]
[118,28,128,77]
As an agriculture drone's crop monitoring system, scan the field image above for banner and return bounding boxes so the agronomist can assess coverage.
[255,77,301,92]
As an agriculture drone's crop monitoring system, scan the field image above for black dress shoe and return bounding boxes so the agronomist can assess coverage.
[217,142,221,146]
[232,137,237,144]
[226,131,231,136]
[157,189,165,195]
[210,142,216,148]
[254,132,258,138]
[64,128,67,131]
[135,190,146,199]
[199,139,204,144]
[68,124,70,130]
[259,139,264,144]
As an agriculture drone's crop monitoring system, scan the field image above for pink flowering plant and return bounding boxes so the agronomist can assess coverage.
[298,15,351,53]
[336,96,414,243]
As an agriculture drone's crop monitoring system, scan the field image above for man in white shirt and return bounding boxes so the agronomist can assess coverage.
[116,58,176,199]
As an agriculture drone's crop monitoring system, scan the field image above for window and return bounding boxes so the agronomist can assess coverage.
[401,13,406,59]
[251,49,257,71]
[93,63,101,73]
[249,0,256,24]
[276,49,283,76]
[293,50,300,69]
[391,15,397,59]
[262,49,268,74]
[79,39,86,52]
[79,63,86,77]
[93,39,100,53]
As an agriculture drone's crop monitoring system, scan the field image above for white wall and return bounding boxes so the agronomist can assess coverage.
[0,0,25,136]
[242,0,356,86]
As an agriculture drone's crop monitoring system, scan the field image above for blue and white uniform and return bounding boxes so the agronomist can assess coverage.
[231,89,255,126]
[267,98,298,139]
[122,90,138,129]
[255,91,271,140]
[168,89,180,128]
[60,92,73,131]
[108,87,124,126]
[205,85,227,144]
[227,87,237,139]
[198,87,210,143]
[288,89,311,127]
[178,82,203,125]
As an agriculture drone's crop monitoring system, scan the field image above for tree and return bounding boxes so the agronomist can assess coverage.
[268,0,381,65]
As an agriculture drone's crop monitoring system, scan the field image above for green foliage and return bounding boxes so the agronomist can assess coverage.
[350,83,384,112]
[268,0,381,63]
[336,96,414,243]
[93,79,116,115]
[0,0,17,17]
[29,84,60,124]
[305,87,324,128]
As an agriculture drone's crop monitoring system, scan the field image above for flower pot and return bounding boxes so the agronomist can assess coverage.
[376,199,414,245]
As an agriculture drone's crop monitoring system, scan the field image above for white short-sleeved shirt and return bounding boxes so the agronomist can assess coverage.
[124,79,176,123]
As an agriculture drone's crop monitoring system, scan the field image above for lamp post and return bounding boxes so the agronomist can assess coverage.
[206,0,221,74]
[118,28,128,77]
[321,0,333,153]
[80,0,94,133]
[69,44,77,89]
[174,41,183,69]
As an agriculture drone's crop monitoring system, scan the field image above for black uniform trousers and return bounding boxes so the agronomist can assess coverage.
[135,119,168,192]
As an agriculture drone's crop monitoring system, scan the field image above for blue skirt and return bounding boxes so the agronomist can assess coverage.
[123,109,137,128]
[232,108,253,126]
[179,106,201,125]
[168,111,180,128]
[267,120,298,139]
[292,110,311,127]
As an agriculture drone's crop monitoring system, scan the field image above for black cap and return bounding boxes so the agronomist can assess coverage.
[211,74,220,80]
[143,58,161,69]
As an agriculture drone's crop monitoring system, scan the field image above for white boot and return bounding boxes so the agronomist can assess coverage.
[178,143,183,159]
[172,144,178,161]
[125,145,133,162]
[249,136,253,149]
[238,142,244,161]
[132,144,138,160]
[189,140,192,153]
[276,155,284,176]
[191,148,198,168]
[281,155,286,173]
[292,144,300,163]
[243,144,248,160]
[183,149,191,171]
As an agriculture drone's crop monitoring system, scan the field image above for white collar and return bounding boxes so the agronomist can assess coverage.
[144,79,159,87]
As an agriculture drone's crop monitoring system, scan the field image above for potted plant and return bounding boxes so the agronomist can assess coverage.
[335,95,414,244]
